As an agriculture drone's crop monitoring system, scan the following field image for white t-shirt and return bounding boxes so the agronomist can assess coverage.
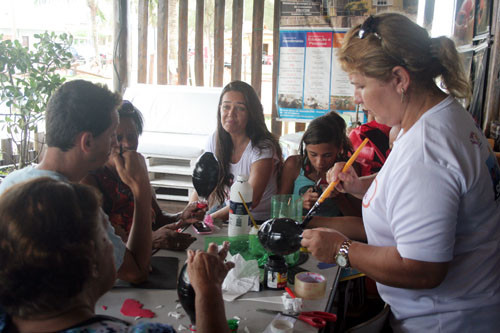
[362,96,500,328]
[205,131,279,220]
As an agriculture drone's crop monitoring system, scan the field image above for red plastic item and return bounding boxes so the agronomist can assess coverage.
[296,311,337,328]
[120,298,155,318]
[197,202,208,209]
[285,286,296,299]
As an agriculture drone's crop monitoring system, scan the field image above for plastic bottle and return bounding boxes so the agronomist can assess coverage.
[228,175,253,237]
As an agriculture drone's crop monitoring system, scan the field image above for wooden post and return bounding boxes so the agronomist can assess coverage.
[483,0,500,132]
[195,0,205,86]
[178,0,188,85]
[295,122,305,132]
[157,0,168,85]
[231,0,244,81]
[113,0,128,93]
[213,0,225,87]
[148,54,155,84]
[138,0,148,84]
[1,139,13,165]
[251,0,264,97]
[271,0,282,137]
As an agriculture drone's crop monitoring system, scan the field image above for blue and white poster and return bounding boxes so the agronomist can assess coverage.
[277,28,365,125]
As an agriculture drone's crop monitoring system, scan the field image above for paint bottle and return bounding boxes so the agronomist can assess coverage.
[264,255,288,290]
[228,175,253,237]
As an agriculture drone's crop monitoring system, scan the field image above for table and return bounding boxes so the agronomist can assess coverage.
[96,225,340,332]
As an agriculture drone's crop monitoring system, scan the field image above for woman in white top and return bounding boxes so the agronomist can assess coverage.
[302,13,500,332]
[191,81,282,222]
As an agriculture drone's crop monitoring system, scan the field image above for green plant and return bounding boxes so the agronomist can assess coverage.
[0,32,74,169]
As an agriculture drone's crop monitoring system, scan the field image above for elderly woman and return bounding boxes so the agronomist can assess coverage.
[82,101,206,250]
[191,81,283,222]
[0,178,233,332]
[302,13,500,331]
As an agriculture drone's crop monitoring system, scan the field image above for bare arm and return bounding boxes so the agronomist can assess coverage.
[188,242,235,333]
[248,157,274,209]
[278,155,301,194]
[301,228,449,289]
[113,151,152,284]
[308,216,367,242]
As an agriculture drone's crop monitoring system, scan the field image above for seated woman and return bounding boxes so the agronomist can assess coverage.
[191,81,283,222]
[82,101,206,250]
[0,178,233,332]
[279,111,361,217]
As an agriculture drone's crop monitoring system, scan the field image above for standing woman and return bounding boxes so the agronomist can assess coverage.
[191,81,282,222]
[301,13,500,331]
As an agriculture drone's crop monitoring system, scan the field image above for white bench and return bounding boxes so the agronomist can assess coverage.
[123,84,222,201]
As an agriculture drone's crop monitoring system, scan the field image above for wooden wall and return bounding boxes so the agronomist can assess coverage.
[114,0,284,137]
[113,1,500,138]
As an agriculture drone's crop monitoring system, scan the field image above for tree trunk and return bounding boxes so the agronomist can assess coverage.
[87,0,99,61]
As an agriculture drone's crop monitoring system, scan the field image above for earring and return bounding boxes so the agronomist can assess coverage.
[400,88,406,103]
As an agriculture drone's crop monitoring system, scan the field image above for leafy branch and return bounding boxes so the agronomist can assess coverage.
[0,32,74,169]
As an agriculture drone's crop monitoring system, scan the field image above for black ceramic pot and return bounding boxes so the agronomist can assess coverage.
[258,218,303,255]
[177,262,196,324]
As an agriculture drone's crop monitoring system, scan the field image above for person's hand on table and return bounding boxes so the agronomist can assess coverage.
[179,201,207,225]
[152,227,196,250]
[301,228,349,264]
[187,241,235,293]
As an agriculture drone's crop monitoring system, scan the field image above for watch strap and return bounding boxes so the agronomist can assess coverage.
[338,240,352,268]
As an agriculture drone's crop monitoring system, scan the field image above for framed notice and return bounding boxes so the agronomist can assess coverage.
[276,28,366,125]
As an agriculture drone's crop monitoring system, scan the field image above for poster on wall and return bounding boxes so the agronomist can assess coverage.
[277,28,366,125]
[473,0,492,37]
[453,0,475,46]
[276,0,419,124]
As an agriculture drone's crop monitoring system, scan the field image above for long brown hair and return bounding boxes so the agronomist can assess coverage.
[212,81,283,204]
[337,13,471,102]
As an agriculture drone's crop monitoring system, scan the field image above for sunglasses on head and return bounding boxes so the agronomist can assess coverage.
[358,16,381,40]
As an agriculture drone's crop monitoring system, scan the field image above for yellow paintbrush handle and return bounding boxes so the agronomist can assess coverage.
[317,138,369,203]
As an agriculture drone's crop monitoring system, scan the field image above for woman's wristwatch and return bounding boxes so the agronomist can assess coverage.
[335,240,352,268]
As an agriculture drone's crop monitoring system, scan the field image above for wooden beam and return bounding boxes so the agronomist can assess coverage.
[195,0,204,86]
[271,0,281,137]
[178,0,188,85]
[231,0,244,81]
[138,0,148,84]
[113,0,128,93]
[157,0,168,85]
[483,0,500,132]
[251,0,264,96]
[213,0,225,87]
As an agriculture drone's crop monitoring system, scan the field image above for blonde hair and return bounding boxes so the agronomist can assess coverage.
[337,13,471,101]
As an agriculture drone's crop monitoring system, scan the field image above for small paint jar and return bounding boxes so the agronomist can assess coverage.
[264,255,288,290]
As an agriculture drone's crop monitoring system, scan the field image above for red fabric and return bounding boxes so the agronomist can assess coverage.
[120,298,156,318]
[349,121,391,176]
[90,166,155,236]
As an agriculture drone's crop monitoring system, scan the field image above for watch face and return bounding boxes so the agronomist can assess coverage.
[335,254,347,267]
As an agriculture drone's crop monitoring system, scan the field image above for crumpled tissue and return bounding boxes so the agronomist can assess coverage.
[222,252,260,301]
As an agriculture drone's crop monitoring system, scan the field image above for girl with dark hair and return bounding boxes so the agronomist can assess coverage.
[279,111,361,217]
[191,81,283,222]
[83,101,206,251]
